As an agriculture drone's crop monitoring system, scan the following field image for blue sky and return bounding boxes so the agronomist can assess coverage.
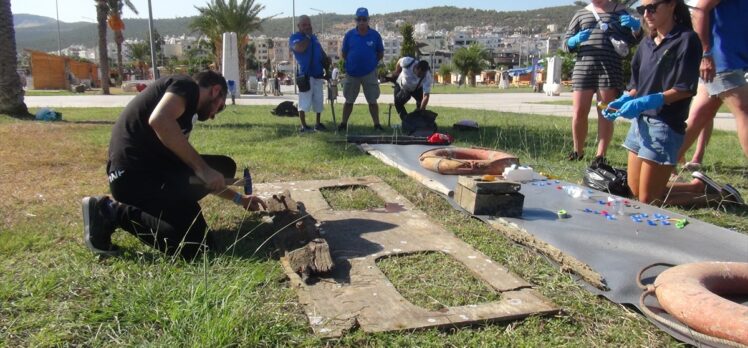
[12,0,579,23]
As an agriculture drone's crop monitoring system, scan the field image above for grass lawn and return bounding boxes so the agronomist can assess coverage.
[530,99,733,113]
[1,105,745,346]
[380,84,538,95]
[24,87,136,97]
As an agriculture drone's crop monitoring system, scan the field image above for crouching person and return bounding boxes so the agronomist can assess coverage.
[82,71,266,260]
[393,57,432,120]
[604,0,742,206]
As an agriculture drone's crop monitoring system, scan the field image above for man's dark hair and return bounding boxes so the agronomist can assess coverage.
[416,60,430,72]
[193,70,228,97]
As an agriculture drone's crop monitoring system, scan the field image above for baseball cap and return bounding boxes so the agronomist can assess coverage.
[355,7,369,18]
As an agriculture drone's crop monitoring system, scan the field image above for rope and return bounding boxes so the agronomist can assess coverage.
[637,263,748,348]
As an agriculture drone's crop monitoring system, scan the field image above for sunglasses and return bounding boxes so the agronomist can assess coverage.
[636,0,669,15]
[355,17,368,22]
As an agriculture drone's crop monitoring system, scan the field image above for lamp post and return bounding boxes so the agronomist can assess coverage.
[55,0,62,55]
[292,0,296,94]
[147,0,158,79]
[310,7,324,35]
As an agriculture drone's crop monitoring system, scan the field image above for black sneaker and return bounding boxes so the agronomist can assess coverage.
[591,156,608,166]
[314,123,327,131]
[692,171,722,194]
[299,125,314,133]
[722,184,745,205]
[567,151,584,161]
[337,122,347,131]
[82,196,120,257]
[373,124,384,131]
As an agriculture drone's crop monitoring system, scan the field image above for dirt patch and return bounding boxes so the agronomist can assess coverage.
[0,122,108,229]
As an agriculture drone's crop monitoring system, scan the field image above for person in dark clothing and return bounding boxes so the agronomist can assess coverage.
[603,0,742,206]
[82,71,266,259]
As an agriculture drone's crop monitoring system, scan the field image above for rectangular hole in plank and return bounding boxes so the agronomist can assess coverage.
[320,185,385,211]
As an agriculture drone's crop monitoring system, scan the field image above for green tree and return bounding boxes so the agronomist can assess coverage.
[452,44,491,87]
[0,0,31,118]
[126,41,150,79]
[106,0,138,86]
[438,63,453,83]
[95,0,111,94]
[191,0,266,92]
[400,23,417,58]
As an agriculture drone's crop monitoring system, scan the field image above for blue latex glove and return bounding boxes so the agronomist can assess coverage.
[620,15,641,32]
[567,29,592,49]
[614,93,665,119]
[608,93,634,110]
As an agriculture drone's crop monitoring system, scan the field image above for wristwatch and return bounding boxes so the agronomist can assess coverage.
[702,50,713,58]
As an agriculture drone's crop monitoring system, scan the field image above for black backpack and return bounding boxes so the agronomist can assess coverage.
[402,109,438,136]
[270,101,299,117]
[583,161,632,198]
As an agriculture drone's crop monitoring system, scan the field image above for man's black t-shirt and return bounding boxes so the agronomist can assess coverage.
[108,75,199,173]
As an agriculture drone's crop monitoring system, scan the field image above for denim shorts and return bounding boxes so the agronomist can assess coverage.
[622,116,684,165]
[702,69,748,96]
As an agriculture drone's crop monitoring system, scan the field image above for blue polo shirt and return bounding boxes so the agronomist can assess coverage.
[710,0,748,72]
[289,33,324,78]
[628,25,701,133]
[341,27,384,77]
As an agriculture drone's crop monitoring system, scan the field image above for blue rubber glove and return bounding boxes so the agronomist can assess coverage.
[608,93,634,110]
[614,93,665,119]
[567,29,592,49]
[620,15,641,32]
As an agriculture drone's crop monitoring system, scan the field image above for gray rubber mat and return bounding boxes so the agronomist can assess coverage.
[364,143,748,347]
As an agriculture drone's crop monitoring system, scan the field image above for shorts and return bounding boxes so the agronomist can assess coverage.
[702,69,748,96]
[298,77,324,113]
[622,116,683,166]
[343,70,380,104]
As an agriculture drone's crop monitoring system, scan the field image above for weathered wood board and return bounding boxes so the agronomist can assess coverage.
[254,176,558,337]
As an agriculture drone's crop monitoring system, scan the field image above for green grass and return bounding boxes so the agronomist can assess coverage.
[530,99,733,113]
[1,104,745,346]
[380,84,538,95]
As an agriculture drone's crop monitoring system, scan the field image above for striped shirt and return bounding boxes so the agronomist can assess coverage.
[563,5,642,90]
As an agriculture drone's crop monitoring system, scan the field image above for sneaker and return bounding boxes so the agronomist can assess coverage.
[81,196,120,257]
[337,122,347,131]
[567,151,584,161]
[314,123,327,131]
[691,171,722,194]
[591,156,608,166]
[299,125,314,133]
[373,124,385,131]
[721,184,745,205]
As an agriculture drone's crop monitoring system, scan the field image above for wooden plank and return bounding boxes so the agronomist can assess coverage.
[457,175,521,194]
[254,177,558,337]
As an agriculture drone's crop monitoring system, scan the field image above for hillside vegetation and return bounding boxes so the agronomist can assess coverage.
[15,5,581,52]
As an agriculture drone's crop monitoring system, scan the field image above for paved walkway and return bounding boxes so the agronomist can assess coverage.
[24,86,737,132]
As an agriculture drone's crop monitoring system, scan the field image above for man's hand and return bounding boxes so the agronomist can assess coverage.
[196,166,226,193]
[240,195,267,211]
[700,56,716,83]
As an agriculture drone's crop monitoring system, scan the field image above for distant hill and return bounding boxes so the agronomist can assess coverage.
[14,5,582,52]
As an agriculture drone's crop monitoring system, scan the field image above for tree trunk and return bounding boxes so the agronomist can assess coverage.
[0,0,31,118]
[115,30,124,87]
[238,40,247,93]
[96,0,111,95]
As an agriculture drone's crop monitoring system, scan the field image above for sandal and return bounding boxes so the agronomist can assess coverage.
[722,184,745,205]
[683,162,702,171]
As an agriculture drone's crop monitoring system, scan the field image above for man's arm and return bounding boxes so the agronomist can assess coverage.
[292,35,311,53]
[694,0,720,82]
[419,93,430,110]
[148,92,225,192]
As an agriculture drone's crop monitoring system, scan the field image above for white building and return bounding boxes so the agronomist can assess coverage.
[382,34,402,63]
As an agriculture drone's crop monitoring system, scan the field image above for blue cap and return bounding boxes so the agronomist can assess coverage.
[356,7,369,17]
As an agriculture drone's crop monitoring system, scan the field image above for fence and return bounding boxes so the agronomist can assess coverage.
[26,50,100,90]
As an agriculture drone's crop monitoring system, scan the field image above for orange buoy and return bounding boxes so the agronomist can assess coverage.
[419,147,518,175]
[654,262,748,346]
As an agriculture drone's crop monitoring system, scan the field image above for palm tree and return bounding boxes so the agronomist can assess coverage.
[106,0,138,87]
[191,0,266,92]
[95,0,111,94]
[126,41,150,79]
[452,44,492,87]
[0,0,31,118]
[438,63,453,84]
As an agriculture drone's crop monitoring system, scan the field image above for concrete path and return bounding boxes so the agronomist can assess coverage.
[24,86,737,132]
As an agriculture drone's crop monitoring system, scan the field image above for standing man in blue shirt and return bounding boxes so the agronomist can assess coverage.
[290,15,328,132]
[338,7,385,131]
